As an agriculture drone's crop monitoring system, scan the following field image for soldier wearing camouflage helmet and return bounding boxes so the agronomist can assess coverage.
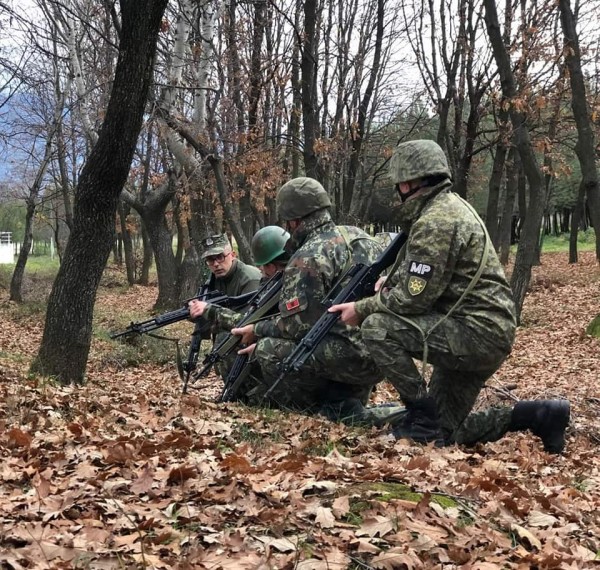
[233,177,385,419]
[330,139,571,454]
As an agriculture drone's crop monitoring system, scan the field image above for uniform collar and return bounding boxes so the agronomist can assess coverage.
[288,209,333,252]
[396,179,453,230]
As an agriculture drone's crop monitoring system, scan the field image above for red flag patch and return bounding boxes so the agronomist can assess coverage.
[285,297,300,311]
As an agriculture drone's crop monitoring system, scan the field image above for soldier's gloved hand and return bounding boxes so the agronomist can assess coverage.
[232,323,257,345]
[189,299,208,319]
[328,302,362,327]
[238,343,256,356]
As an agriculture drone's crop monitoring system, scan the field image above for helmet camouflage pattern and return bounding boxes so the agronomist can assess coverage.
[251,226,290,265]
[276,177,332,221]
[389,140,452,184]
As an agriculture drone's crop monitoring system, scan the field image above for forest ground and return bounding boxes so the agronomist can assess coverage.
[0,251,599,569]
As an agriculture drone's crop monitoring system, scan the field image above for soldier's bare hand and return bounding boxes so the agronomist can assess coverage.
[232,324,257,345]
[374,276,388,292]
[238,343,256,356]
[189,299,208,319]
[328,302,362,327]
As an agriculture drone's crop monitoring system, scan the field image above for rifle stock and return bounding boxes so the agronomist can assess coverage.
[219,353,251,402]
[264,231,408,399]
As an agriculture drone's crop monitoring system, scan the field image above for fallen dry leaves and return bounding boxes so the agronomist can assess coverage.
[0,252,599,569]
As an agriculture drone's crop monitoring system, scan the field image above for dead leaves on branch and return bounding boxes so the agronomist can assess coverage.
[0,252,599,568]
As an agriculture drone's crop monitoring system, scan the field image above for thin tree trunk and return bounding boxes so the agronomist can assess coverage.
[484,0,546,319]
[559,0,600,259]
[118,201,135,285]
[569,181,586,263]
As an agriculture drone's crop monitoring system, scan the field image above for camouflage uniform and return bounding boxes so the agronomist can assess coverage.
[252,209,384,412]
[355,142,519,446]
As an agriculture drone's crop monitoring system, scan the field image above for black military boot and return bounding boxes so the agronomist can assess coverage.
[392,397,445,446]
[509,400,570,454]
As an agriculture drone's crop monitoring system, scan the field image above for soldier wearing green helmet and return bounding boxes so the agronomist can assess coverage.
[330,139,571,454]
[251,225,290,268]
[232,176,386,420]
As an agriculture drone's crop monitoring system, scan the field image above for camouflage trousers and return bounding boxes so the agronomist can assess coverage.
[361,312,513,445]
[251,335,382,414]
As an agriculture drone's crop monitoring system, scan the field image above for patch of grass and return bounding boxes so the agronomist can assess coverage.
[344,482,459,513]
[539,229,596,253]
[304,440,346,457]
[342,498,371,526]
[232,422,265,446]
[456,511,476,528]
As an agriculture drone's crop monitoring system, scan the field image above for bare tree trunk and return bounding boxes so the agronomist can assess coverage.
[10,202,35,303]
[301,0,321,179]
[118,201,135,285]
[139,222,152,285]
[559,0,600,260]
[569,181,586,263]
[484,0,546,319]
[485,110,510,245]
[31,0,168,384]
[498,146,519,265]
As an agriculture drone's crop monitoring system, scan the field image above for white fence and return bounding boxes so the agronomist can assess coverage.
[0,232,13,264]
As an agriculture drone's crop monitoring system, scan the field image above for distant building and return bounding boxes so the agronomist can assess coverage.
[0,232,14,264]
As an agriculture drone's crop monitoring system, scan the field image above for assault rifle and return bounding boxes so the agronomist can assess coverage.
[184,270,283,394]
[180,274,216,386]
[264,231,408,400]
[219,353,251,403]
[110,290,255,339]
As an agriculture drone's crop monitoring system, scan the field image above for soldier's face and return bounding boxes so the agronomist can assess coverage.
[259,263,278,278]
[205,249,234,277]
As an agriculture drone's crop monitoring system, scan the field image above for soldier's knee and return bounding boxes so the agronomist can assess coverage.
[361,314,389,348]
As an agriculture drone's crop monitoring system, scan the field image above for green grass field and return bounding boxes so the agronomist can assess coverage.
[537,228,596,253]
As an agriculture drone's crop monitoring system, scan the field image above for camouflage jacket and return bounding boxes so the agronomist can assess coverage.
[254,210,381,342]
[355,181,517,351]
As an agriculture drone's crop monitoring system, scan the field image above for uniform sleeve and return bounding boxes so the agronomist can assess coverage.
[203,304,243,332]
[383,217,457,315]
[254,255,332,341]
[238,275,261,295]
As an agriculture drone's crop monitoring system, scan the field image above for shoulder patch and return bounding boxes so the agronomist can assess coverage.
[408,260,434,281]
[285,297,300,311]
[407,276,427,296]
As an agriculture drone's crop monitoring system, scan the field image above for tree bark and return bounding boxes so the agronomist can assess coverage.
[31,0,168,384]
[484,0,546,319]
[558,0,600,259]
[485,109,510,245]
[301,0,321,179]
